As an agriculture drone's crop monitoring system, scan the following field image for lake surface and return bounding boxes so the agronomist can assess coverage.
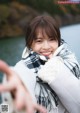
[60,24,80,63]
[0,37,25,65]
[0,37,25,81]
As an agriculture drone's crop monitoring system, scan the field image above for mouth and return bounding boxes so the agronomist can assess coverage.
[40,52,52,57]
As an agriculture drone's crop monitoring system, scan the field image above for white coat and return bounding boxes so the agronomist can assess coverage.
[2,56,80,113]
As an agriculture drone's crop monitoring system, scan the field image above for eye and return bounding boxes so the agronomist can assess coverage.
[49,37,54,41]
[35,39,43,43]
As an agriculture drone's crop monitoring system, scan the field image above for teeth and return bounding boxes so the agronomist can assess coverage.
[42,52,51,53]
[42,52,51,56]
[43,52,51,54]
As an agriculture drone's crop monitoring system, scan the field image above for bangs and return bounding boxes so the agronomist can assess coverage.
[25,15,61,48]
[34,23,58,41]
[43,25,58,40]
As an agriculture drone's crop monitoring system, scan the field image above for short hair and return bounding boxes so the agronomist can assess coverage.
[25,15,61,48]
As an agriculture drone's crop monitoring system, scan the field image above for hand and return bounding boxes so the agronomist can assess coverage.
[38,57,63,84]
[0,60,47,113]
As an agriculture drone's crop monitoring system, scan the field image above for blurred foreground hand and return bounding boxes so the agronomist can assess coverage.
[0,60,47,113]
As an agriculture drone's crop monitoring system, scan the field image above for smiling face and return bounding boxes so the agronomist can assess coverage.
[31,28,58,59]
[25,15,61,58]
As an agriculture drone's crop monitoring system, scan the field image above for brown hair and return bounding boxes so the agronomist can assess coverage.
[25,15,61,48]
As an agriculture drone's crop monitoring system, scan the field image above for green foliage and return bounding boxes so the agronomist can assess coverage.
[16,0,64,15]
[0,0,10,4]
[0,0,80,38]
[0,0,80,16]
[0,5,10,20]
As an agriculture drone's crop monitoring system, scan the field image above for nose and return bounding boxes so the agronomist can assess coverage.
[43,41,50,49]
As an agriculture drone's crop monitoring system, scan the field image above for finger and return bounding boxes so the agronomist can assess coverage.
[34,104,47,113]
[25,104,34,113]
[0,60,12,76]
[0,82,15,92]
[25,97,34,113]
[14,88,25,110]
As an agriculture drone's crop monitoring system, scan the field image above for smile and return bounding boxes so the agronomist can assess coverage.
[40,52,52,56]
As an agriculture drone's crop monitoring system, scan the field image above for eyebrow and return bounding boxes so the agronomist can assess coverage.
[36,36,43,39]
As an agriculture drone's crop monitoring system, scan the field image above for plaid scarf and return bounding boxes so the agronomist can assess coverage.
[22,40,80,112]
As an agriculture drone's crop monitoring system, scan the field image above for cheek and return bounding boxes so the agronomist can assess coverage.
[55,44,58,49]
[52,42,58,50]
[31,44,41,52]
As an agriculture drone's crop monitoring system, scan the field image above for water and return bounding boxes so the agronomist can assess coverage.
[0,37,25,80]
[0,37,25,64]
[60,24,80,63]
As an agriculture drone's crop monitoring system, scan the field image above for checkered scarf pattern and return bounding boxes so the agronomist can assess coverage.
[22,40,80,111]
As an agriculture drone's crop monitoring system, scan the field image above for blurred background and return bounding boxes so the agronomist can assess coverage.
[0,0,80,102]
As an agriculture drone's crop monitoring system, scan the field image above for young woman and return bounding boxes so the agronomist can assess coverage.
[0,15,80,113]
